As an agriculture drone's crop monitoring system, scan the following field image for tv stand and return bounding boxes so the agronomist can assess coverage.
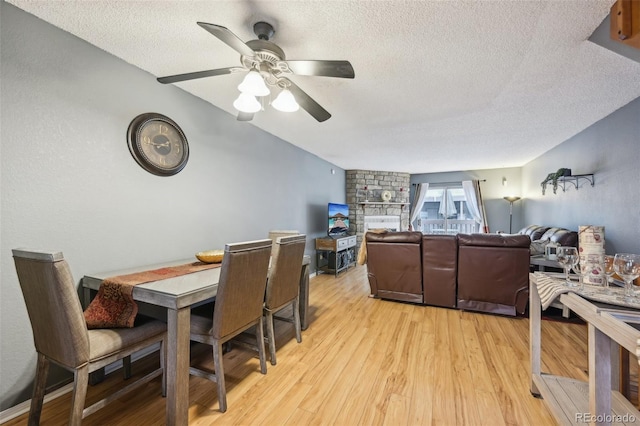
[315,235,357,277]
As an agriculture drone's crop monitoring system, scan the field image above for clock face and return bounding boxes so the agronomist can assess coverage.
[127,113,189,176]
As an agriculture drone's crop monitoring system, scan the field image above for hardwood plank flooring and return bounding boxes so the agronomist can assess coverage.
[4,264,600,425]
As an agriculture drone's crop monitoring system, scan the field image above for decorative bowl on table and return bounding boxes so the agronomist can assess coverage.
[196,250,224,263]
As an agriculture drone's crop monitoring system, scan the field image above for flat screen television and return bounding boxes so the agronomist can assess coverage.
[328,202,349,237]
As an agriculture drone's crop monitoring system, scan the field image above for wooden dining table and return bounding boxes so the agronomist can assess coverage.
[82,255,310,426]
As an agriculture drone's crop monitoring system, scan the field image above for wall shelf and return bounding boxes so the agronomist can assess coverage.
[542,173,594,194]
[556,174,595,192]
[358,202,406,206]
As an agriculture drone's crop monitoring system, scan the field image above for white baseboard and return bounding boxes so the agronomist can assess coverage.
[0,382,73,423]
[0,344,160,423]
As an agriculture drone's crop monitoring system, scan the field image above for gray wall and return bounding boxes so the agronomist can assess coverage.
[522,97,640,254]
[0,3,344,409]
[410,167,524,233]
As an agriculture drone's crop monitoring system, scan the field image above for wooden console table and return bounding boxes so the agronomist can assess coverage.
[315,236,356,276]
[530,273,640,425]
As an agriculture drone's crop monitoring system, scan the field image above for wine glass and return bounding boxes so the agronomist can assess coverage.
[556,246,578,287]
[613,253,640,303]
[602,255,615,295]
[572,255,589,293]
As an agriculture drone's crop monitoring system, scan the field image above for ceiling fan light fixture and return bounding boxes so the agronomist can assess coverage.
[272,89,300,112]
[233,92,261,113]
[237,70,270,96]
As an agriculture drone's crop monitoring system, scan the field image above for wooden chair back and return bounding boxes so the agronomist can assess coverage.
[212,239,272,339]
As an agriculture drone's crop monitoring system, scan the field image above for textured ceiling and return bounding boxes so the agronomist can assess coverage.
[7,0,640,173]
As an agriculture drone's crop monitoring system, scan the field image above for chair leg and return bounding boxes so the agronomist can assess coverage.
[212,340,227,413]
[293,296,302,343]
[265,310,277,365]
[256,317,268,374]
[160,337,167,397]
[123,355,132,379]
[28,353,49,426]
[70,366,89,426]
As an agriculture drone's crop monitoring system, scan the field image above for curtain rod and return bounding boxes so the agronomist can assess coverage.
[411,179,486,186]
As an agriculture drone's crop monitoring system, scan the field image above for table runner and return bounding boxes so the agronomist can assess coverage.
[84,261,221,328]
[533,272,640,311]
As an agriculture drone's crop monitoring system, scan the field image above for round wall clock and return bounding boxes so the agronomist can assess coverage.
[127,113,189,176]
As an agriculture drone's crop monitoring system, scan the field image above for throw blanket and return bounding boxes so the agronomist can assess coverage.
[84,261,221,329]
[532,272,572,310]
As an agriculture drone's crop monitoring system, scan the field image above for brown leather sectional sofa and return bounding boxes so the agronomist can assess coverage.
[365,231,531,316]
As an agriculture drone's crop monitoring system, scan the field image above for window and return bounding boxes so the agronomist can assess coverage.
[418,184,479,235]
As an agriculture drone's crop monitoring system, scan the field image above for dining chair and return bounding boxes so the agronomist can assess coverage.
[264,234,306,365]
[188,239,272,412]
[268,229,300,261]
[12,249,167,426]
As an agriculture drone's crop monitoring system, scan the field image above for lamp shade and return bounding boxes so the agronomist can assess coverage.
[272,89,300,112]
[237,70,270,97]
[503,196,521,203]
[233,92,261,113]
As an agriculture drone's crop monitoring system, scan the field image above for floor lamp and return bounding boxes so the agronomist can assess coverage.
[503,196,521,234]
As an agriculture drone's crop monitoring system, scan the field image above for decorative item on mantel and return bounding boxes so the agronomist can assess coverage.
[541,168,571,195]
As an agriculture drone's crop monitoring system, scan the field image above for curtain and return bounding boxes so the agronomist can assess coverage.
[409,183,429,231]
[438,189,457,217]
[462,180,489,233]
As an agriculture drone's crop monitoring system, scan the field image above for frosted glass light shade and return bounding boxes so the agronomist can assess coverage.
[272,89,299,112]
[237,70,270,96]
[233,92,261,113]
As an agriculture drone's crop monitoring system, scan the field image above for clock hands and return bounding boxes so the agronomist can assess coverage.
[143,139,171,148]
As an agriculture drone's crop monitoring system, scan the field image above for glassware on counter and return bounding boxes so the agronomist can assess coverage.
[602,255,615,295]
[556,246,578,287]
[613,253,640,303]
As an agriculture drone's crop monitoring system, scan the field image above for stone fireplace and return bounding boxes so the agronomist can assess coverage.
[346,170,411,249]
[364,215,401,232]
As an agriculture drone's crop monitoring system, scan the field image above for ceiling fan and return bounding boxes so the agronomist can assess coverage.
[157,21,355,122]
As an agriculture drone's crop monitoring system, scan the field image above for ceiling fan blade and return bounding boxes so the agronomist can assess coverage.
[197,22,256,58]
[282,60,355,78]
[157,67,236,84]
[237,112,254,121]
[284,79,331,122]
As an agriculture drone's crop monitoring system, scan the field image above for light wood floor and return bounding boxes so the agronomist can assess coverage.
[5,264,594,425]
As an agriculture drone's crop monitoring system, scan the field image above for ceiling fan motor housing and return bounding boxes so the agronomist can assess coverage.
[253,21,275,40]
[242,40,286,71]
